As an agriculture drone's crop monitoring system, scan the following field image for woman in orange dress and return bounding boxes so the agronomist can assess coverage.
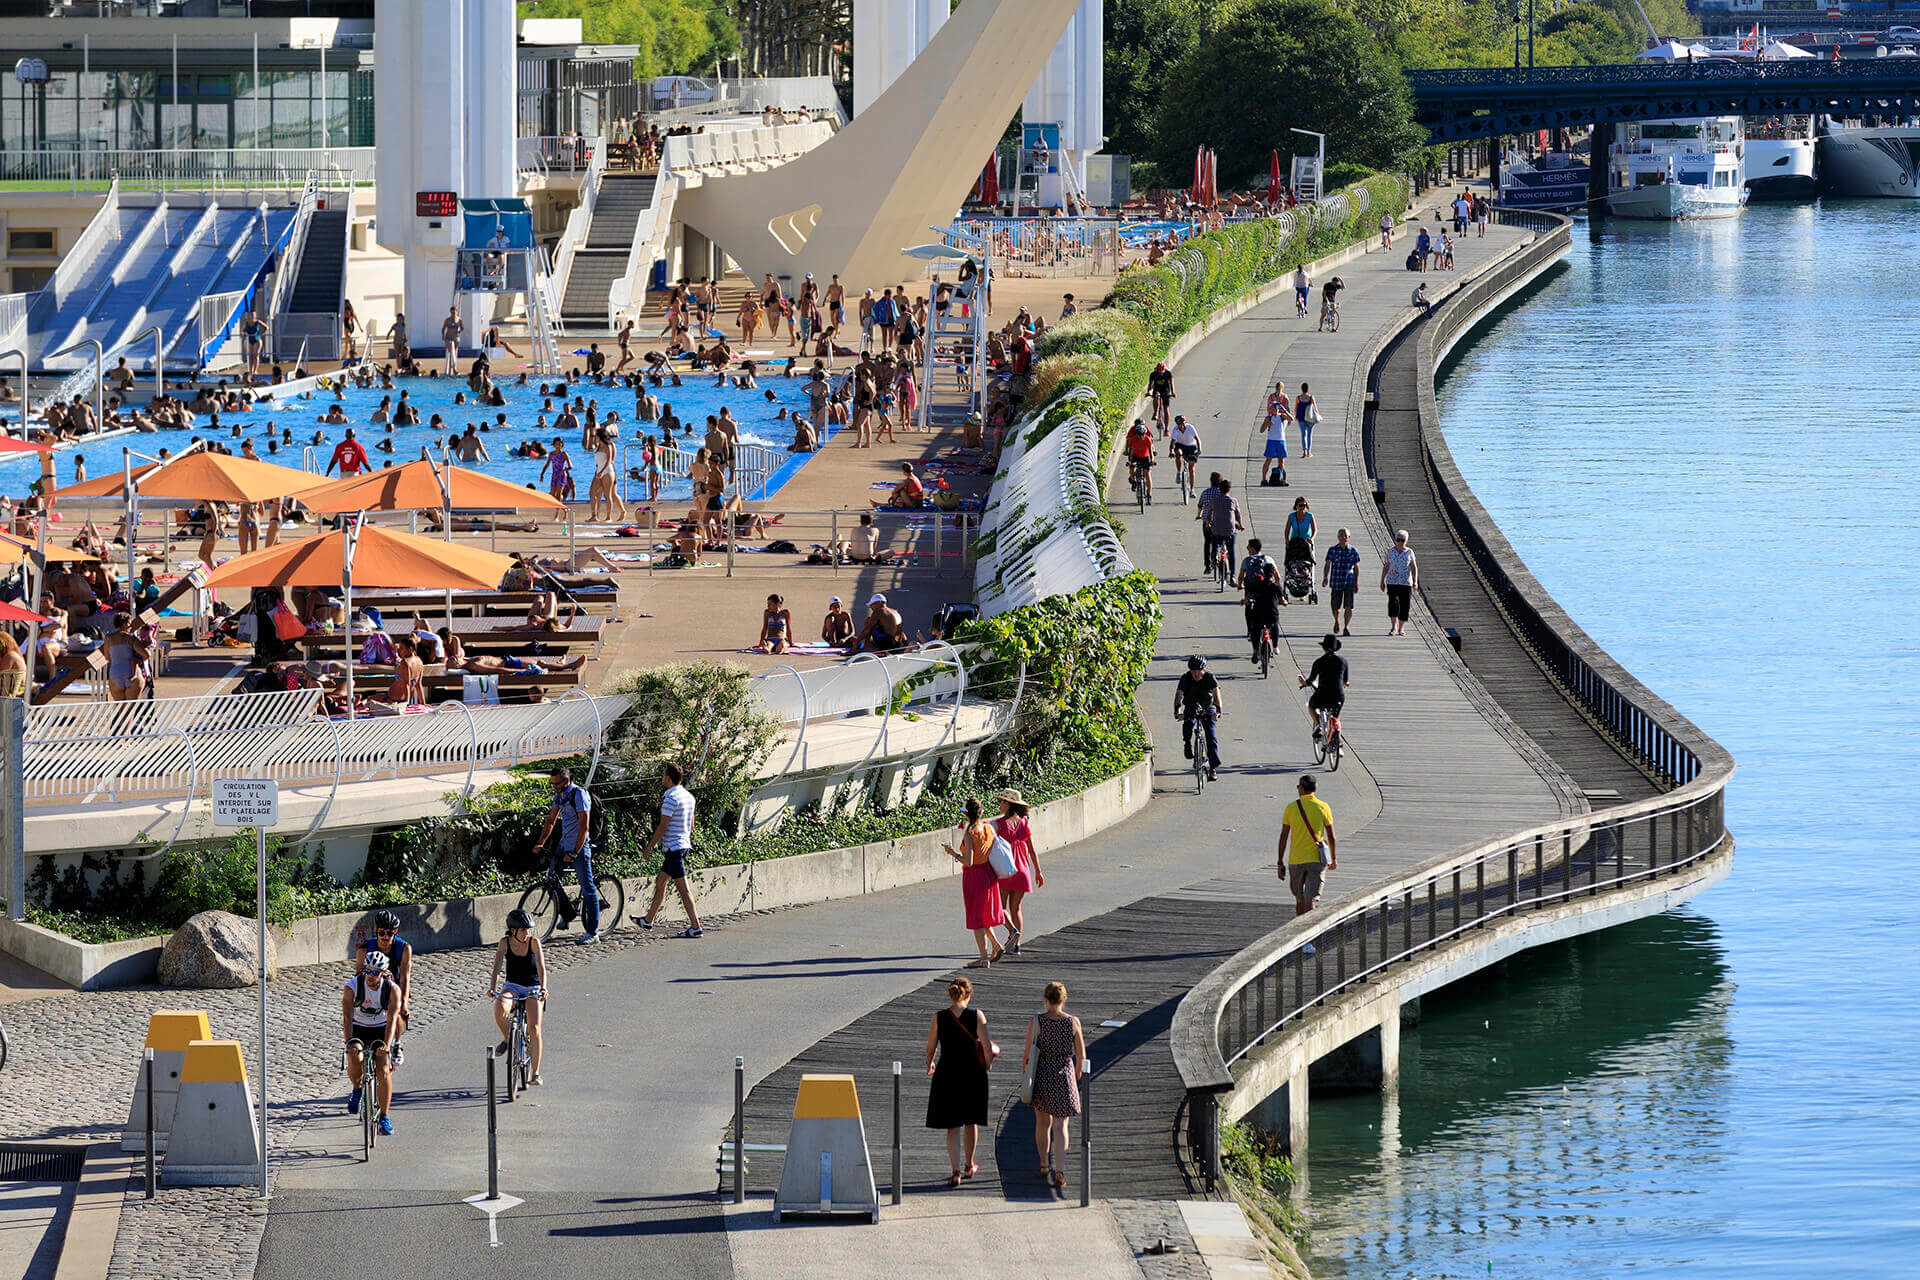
[944,797,1005,968]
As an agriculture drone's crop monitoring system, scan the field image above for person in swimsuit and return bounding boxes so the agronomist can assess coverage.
[757,594,793,654]
[540,439,575,502]
[103,611,151,702]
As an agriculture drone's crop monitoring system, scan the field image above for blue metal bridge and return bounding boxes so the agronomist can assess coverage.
[1408,58,1920,143]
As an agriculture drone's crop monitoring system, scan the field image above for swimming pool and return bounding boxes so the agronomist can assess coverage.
[7,367,821,506]
[1119,219,1195,246]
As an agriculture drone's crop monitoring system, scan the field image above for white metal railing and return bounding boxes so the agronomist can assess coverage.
[975,386,1133,616]
[263,170,322,343]
[23,687,633,839]
[26,176,122,360]
[650,76,847,126]
[549,137,608,312]
[518,135,599,175]
[0,291,30,354]
[0,148,376,192]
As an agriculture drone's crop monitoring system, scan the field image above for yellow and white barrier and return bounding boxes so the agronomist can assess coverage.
[123,1010,211,1153]
[773,1074,878,1223]
[160,1040,261,1187]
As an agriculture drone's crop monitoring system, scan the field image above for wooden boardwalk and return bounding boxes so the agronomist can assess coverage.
[741,205,1625,1201]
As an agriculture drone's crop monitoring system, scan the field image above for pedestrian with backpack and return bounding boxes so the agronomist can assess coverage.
[535,767,600,944]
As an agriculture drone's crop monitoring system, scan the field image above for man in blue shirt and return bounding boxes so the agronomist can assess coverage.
[535,766,599,944]
[1322,526,1362,637]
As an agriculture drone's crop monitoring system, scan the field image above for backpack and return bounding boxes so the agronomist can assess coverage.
[765,538,799,554]
[586,788,607,847]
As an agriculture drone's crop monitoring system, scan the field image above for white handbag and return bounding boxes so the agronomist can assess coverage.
[987,833,1018,879]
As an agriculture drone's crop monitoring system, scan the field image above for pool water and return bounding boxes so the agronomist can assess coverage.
[12,369,821,505]
[1119,219,1196,245]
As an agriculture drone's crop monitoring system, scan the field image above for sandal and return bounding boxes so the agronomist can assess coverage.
[965,958,989,969]
[1050,1166,1066,1189]
[948,1171,964,1188]
[963,1162,979,1178]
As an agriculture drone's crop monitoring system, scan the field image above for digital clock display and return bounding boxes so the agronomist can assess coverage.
[415,191,458,218]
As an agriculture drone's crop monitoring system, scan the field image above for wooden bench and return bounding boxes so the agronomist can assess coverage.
[292,616,606,659]
[31,650,107,705]
[354,586,621,621]
[422,669,586,703]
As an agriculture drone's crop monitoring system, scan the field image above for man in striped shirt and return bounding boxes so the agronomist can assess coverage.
[634,761,704,939]
[1322,527,1362,637]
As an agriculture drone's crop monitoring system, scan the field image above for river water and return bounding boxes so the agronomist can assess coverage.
[1302,203,1920,1279]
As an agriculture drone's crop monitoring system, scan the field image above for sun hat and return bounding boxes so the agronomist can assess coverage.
[994,788,1026,806]
[1321,634,1342,651]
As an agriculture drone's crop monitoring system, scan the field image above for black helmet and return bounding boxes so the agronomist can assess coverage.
[506,909,534,931]
[1187,655,1206,670]
[373,910,400,932]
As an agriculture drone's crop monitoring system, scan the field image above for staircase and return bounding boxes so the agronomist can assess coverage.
[287,210,347,313]
[560,174,656,331]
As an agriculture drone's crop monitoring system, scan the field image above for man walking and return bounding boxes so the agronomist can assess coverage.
[1322,527,1361,635]
[634,761,704,939]
[535,767,600,944]
[1278,775,1337,934]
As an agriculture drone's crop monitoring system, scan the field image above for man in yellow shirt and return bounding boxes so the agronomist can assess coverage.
[1278,776,1337,932]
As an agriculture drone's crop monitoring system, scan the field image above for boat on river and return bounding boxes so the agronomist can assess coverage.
[1606,117,1749,220]
[1817,115,1920,196]
[1745,115,1817,200]
[1498,149,1590,209]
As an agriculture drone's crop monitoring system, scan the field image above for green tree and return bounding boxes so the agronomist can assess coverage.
[517,0,737,79]
[1103,0,1205,169]
[1153,0,1424,186]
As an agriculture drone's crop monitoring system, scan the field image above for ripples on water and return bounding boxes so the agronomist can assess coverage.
[1301,204,1920,1279]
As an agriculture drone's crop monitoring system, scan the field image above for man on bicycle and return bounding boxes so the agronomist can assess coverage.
[1242,559,1285,665]
[1318,276,1345,333]
[1147,362,1174,435]
[1124,418,1155,504]
[1197,477,1243,579]
[1173,656,1224,781]
[534,767,600,944]
[489,908,548,1087]
[342,949,397,1135]
[1298,633,1349,739]
[357,910,412,1065]
[1167,415,1201,499]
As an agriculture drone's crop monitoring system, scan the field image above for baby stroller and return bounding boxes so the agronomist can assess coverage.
[1284,536,1318,604]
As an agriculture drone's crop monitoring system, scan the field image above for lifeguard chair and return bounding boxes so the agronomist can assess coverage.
[453,198,562,374]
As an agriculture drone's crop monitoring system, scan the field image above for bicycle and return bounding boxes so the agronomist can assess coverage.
[1294,289,1309,318]
[1313,706,1345,771]
[1183,709,1219,793]
[518,853,626,942]
[1129,458,1150,512]
[1212,542,1232,592]
[495,988,539,1101]
[342,1044,381,1159]
[1177,459,1192,505]
[1256,625,1274,680]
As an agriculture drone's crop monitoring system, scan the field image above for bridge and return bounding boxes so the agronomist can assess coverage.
[1408,57,1920,143]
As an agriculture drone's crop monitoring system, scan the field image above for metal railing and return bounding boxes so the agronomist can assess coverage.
[944,216,1121,279]
[1408,56,1920,89]
[649,76,847,126]
[0,148,376,192]
[262,170,323,348]
[1171,209,1736,1187]
[548,137,608,311]
[975,386,1134,617]
[518,135,599,175]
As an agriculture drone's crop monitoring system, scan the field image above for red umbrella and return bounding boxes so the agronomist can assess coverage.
[1268,151,1283,206]
[980,152,1000,206]
[0,438,50,454]
[1193,145,1205,204]
[0,600,52,624]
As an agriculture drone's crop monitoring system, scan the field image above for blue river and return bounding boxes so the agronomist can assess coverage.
[1302,203,1920,1278]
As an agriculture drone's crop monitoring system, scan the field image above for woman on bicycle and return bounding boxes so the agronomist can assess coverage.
[489,909,548,1086]
[1299,634,1349,739]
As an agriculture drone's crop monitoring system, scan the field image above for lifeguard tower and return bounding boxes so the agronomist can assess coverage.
[452,199,562,374]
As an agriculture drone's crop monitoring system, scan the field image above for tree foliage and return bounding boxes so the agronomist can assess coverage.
[1152,0,1424,186]
[1103,0,1204,169]
[517,0,738,79]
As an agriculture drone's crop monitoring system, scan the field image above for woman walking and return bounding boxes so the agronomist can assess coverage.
[1294,383,1319,457]
[737,293,763,346]
[1381,528,1418,636]
[1021,981,1086,1188]
[924,975,993,1186]
[943,798,1005,967]
[994,789,1044,955]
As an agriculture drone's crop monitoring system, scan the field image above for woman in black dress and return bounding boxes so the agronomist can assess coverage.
[924,975,994,1186]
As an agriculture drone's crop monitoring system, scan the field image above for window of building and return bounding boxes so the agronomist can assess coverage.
[6,230,56,255]
[10,266,54,292]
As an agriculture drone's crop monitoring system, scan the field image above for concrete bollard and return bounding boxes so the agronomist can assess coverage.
[161,1040,262,1187]
[773,1074,878,1224]
[124,1010,211,1153]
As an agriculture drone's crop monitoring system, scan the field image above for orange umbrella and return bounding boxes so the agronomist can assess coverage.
[57,451,313,503]
[0,534,98,564]
[202,520,516,715]
[0,438,50,454]
[201,522,513,592]
[293,459,564,514]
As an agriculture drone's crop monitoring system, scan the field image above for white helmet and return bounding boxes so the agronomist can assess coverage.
[362,950,390,975]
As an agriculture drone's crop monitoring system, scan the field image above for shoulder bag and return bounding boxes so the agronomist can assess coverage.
[987,828,1018,880]
[1295,800,1332,866]
[960,1010,1000,1070]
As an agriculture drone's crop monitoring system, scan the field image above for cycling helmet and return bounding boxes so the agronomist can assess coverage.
[373,909,400,932]
[362,950,390,974]
[506,909,534,931]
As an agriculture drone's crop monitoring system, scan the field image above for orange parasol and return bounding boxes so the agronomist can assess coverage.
[0,533,99,564]
[56,451,313,503]
[293,459,564,514]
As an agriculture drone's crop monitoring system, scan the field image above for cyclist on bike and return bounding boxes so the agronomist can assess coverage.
[342,949,397,1135]
[1298,633,1349,739]
[1173,656,1224,781]
[1318,276,1345,334]
[1196,477,1243,579]
[1167,415,1201,499]
[357,910,412,1065]
[488,908,548,1087]
[534,766,600,944]
[1234,536,1277,591]
[1293,265,1311,315]
[1242,560,1285,666]
[1147,362,1174,435]
[1124,418,1155,504]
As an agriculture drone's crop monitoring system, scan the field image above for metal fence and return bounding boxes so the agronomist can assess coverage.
[0,147,375,192]
[944,216,1122,279]
[23,688,630,852]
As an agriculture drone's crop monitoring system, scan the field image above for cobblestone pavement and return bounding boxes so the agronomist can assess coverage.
[1110,1199,1211,1280]
[0,917,714,1280]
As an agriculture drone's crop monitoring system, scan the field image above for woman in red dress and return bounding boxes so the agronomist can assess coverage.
[944,798,1005,967]
[993,789,1045,955]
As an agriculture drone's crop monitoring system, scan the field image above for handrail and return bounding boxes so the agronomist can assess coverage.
[548,136,607,308]
[1169,210,1736,1187]
[1408,57,1920,88]
[266,170,323,338]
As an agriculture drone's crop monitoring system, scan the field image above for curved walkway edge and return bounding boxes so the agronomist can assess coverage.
[1171,211,1737,1187]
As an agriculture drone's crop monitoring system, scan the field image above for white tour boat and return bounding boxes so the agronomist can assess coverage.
[1607,117,1749,220]
[1817,116,1920,198]
[1745,115,1816,200]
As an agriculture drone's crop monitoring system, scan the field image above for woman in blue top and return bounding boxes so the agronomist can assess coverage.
[1284,497,1316,567]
